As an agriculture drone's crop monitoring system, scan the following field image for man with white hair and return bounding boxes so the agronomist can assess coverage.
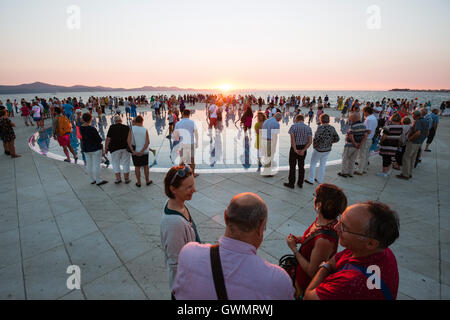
[105,114,131,184]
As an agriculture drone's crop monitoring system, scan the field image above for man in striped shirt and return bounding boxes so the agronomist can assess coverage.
[338,113,368,178]
[284,114,312,188]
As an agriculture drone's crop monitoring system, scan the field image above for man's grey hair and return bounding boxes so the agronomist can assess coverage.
[225,193,268,233]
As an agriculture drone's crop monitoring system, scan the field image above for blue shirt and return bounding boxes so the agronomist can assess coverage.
[63,103,74,115]
[262,117,280,140]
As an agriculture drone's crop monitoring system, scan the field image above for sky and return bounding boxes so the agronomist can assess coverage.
[0,0,449,90]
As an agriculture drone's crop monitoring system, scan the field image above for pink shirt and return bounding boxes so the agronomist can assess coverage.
[172,236,295,300]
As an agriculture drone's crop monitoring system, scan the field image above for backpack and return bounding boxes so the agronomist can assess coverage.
[57,116,72,136]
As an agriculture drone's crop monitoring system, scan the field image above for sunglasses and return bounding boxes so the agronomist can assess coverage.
[169,166,192,185]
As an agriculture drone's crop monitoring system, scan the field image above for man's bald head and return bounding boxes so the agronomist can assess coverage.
[349,112,360,123]
[225,193,268,233]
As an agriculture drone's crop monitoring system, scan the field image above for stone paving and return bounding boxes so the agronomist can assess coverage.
[0,106,449,300]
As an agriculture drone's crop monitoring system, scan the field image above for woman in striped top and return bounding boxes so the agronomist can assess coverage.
[377,113,403,177]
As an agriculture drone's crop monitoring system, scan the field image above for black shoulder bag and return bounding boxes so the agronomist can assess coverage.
[210,245,228,300]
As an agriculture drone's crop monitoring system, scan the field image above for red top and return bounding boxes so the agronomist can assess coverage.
[316,248,399,300]
[295,219,339,291]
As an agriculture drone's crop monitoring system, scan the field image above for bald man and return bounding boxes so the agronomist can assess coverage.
[172,192,295,300]
[304,201,400,300]
[338,112,367,178]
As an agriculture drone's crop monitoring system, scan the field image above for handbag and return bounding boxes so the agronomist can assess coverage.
[279,229,339,284]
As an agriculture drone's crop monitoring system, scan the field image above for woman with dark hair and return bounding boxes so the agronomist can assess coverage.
[0,109,20,158]
[79,112,107,186]
[285,183,347,299]
[160,165,200,293]
[128,115,151,187]
[241,105,253,133]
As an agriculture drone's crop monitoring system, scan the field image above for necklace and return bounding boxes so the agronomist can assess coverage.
[314,218,337,228]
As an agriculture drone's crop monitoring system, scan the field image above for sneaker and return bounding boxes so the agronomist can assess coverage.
[396,174,409,180]
[64,159,71,163]
[304,179,314,185]
[376,172,387,177]
[424,149,431,152]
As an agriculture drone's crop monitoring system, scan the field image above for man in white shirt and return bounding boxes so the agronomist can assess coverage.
[373,101,383,120]
[208,103,218,130]
[173,109,199,177]
[355,106,378,175]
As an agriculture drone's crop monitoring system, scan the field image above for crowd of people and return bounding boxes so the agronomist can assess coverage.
[0,92,448,300]
[162,167,400,300]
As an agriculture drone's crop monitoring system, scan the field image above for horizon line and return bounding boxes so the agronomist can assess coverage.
[0,81,449,93]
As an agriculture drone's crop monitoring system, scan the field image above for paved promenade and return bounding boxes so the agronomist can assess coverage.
[1,106,449,300]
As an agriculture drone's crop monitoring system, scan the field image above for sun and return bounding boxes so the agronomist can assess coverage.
[218,83,233,92]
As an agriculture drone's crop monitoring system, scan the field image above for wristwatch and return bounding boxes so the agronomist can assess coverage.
[319,261,332,274]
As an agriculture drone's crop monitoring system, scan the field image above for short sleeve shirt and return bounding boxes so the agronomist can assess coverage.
[209,105,218,118]
[175,118,197,145]
[410,117,429,144]
[261,117,280,140]
[288,122,312,146]
[106,123,130,153]
[316,248,399,300]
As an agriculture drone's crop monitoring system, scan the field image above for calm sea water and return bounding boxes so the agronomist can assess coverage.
[2,90,449,108]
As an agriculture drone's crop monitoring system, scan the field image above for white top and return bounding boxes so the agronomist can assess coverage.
[174,118,197,145]
[365,114,378,139]
[373,105,383,119]
[131,125,149,154]
[31,105,41,118]
[209,104,218,118]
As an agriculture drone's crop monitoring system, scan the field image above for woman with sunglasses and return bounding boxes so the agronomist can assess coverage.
[160,165,200,294]
[285,183,347,299]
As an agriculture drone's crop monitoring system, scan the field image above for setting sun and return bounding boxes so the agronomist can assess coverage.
[218,83,233,92]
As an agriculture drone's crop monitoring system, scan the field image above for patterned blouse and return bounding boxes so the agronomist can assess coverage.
[313,124,340,152]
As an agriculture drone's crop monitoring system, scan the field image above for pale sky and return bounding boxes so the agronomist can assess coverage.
[1,0,449,90]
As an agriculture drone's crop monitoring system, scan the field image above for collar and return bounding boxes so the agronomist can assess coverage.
[219,236,257,255]
[164,201,190,222]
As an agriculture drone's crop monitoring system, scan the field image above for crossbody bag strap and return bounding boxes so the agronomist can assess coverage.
[337,263,394,300]
[210,245,228,300]
[300,228,338,251]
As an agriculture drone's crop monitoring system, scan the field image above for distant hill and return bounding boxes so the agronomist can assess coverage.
[0,82,195,94]
[390,88,450,93]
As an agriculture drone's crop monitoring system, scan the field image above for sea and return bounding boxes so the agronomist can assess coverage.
[1,90,449,108]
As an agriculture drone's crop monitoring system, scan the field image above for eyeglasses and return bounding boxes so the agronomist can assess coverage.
[337,220,370,238]
[169,166,192,185]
